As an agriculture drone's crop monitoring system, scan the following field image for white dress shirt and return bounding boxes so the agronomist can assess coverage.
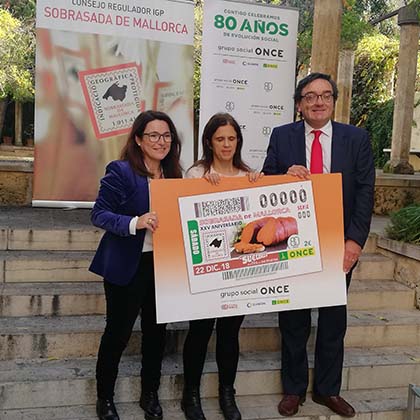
[304,120,332,174]
[129,178,153,252]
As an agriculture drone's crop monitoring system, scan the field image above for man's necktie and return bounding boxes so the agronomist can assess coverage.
[310,130,323,174]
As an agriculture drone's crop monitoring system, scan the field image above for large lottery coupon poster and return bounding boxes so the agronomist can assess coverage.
[152,174,347,323]
[179,181,322,294]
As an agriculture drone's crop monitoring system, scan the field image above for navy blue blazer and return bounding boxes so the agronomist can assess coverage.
[262,120,375,248]
[89,160,149,285]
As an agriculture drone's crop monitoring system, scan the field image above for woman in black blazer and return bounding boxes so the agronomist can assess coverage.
[90,110,182,420]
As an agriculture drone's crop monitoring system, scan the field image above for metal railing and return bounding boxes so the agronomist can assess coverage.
[407,384,420,420]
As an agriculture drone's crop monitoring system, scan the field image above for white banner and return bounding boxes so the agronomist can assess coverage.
[34,0,194,203]
[199,0,299,171]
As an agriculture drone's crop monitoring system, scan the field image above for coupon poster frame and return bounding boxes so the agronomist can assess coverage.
[152,174,346,324]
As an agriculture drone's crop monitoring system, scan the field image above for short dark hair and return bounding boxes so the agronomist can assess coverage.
[294,72,339,105]
[120,110,182,179]
[190,113,251,174]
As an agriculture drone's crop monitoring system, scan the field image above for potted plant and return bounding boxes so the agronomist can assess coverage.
[2,125,13,145]
[24,123,34,147]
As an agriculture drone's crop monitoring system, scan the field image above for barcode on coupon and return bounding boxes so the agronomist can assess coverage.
[194,196,249,217]
[222,261,289,281]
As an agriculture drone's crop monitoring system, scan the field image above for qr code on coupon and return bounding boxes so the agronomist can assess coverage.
[194,196,249,218]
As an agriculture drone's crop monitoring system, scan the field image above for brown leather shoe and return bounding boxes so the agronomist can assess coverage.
[312,394,355,417]
[277,394,305,416]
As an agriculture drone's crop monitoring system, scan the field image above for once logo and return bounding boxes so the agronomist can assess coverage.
[260,285,289,295]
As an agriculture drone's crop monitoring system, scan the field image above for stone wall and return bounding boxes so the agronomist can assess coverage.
[376,236,420,308]
[0,158,33,206]
[374,170,420,215]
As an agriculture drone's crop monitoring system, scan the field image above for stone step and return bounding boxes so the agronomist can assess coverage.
[0,250,394,283]
[0,282,105,316]
[1,224,379,253]
[1,347,419,409]
[349,279,415,310]
[5,228,101,251]
[0,250,98,282]
[363,234,378,253]
[0,279,414,317]
[352,253,395,281]
[1,387,419,420]
[1,310,420,360]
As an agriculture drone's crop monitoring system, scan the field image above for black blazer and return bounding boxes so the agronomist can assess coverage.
[262,120,375,248]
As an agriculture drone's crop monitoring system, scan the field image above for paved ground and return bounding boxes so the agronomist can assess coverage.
[370,215,389,235]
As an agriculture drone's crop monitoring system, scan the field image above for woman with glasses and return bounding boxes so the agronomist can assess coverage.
[90,110,182,420]
[181,113,262,420]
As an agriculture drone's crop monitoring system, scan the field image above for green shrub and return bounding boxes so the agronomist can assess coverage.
[351,34,399,128]
[386,204,420,245]
[364,99,394,168]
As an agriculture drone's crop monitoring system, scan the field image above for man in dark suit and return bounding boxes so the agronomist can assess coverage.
[262,73,375,418]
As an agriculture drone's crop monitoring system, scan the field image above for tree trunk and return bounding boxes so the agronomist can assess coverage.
[0,98,7,140]
[14,102,22,146]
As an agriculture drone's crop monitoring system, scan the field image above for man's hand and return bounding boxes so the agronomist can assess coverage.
[287,165,310,179]
[343,239,362,273]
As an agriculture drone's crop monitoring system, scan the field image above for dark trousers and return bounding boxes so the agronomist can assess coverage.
[279,272,352,397]
[183,315,244,388]
[96,252,167,399]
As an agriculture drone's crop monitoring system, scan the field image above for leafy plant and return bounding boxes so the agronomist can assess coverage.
[2,0,36,20]
[341,0,374,50]
[0,8,35,101]
[364,98,394,167]
[386,204,420,245]
[351,33,399,127]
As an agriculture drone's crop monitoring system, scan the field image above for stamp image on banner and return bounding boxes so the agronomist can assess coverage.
[79,62,145,139]
[179,180,323,294]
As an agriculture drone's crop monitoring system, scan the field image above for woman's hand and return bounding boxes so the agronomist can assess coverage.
[204,172,221,185]
[248,171,264,183]
[136,211,159,232]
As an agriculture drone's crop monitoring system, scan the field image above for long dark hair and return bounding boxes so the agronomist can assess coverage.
[120,110,182,179]
[190,113,251,174]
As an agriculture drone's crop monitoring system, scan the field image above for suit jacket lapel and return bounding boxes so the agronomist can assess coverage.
[291,121,306,166]
[331,121,346,173]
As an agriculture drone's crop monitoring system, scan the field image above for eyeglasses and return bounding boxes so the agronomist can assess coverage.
[301,92,334,105]
[142,132,173,143]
